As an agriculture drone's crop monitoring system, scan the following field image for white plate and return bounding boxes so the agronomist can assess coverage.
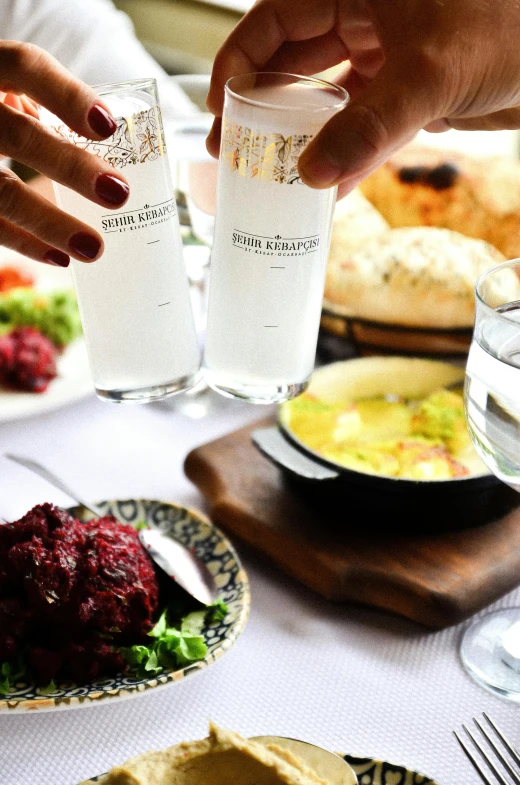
[0,248,93,421]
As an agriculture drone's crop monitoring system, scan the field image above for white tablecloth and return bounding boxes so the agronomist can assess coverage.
[0,390,519,785]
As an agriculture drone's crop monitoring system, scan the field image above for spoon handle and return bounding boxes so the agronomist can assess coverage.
[5,453,105,520]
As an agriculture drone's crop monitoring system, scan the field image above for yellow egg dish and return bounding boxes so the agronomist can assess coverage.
[280,358,487,481]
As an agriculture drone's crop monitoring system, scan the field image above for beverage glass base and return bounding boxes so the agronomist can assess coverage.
[95,369,202,404]
[460,607,520,701]
[204,371,309,405]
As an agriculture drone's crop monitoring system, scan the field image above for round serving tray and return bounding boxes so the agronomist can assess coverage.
[320,303,473,360]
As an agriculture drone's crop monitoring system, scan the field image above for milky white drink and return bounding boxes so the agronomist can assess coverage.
[204,73,348,403]
[46,79,200,402]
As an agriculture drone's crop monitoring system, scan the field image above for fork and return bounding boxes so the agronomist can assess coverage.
[454,714,520,785]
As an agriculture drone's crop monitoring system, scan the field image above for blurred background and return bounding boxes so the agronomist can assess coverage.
[113,0,252,76]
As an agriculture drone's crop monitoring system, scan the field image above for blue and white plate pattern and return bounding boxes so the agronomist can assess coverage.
[344,754,440,785]
[0,498,250,713]
[83,753,440,784]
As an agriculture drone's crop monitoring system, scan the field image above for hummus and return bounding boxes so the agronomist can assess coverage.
[94,724,335,785]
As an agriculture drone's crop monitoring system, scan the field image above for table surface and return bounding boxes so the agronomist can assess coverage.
[0,388,519,785]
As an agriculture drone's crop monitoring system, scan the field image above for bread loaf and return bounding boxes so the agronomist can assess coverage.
[359,146,520,259]
[324,226,510,328]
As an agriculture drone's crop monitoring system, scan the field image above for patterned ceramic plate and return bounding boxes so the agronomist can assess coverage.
[82,753,440,784]
[343,754,440,785]
[0,499,250,713]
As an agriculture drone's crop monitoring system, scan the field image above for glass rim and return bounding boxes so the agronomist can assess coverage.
[475,257,520,324]
[92,77,157,96]
[225,72,349,112]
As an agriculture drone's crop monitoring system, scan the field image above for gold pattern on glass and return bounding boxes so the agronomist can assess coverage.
[52,106,166,167]
[222,118,313,184]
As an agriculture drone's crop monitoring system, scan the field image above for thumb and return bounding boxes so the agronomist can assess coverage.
[298,61,442,190]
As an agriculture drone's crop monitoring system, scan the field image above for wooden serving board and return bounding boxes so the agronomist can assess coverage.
[184,418,520,629]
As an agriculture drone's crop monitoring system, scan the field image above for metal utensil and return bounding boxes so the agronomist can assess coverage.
[454,714,520,785]
[252,736,357,784]
[138,525,216,605]
[4,453,217,605]
[5,453,105,519]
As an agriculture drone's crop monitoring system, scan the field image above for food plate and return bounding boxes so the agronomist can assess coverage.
[0,498,250,713]
[0,338,92,423]
[81,754,440,784]
[0,248,93,422]
[252,357,519,533]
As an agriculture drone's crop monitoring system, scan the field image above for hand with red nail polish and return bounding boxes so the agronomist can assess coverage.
[207,0,520,195]
[0,40,130,266]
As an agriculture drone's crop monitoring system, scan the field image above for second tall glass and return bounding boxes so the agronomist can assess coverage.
[203,72,348,404]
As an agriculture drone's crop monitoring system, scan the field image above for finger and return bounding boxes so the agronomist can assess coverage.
[206,116,222,159]
[3,93,24,112]
[447,106,520,131]
[0,41,117,139]
[263,31,348,75]
[337,181,356,200]
[0,103,129,209]
[3,92,39,119]
[0,168,103,261]
[0,219,70,268]
[347,48,386,81]
[423,118,451,132]
[207,0,336,115]
[298,59,442,190]
[337,66,371,101]
[20,95,40,119]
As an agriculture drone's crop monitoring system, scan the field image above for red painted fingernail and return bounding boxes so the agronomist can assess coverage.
[95,173,129,206]
[44,249,70,268]
[69,232,101,260]
[88,104,117,137]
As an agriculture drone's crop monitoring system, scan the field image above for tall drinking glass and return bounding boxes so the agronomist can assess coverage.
[203,72,348,404]
[462,258,520,699]
[168,74,217,249]
[167,76,217,341]
[43,78,201,403]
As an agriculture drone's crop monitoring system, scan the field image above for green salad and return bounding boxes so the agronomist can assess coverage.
[0,288,82,347]
[121,600,228,679]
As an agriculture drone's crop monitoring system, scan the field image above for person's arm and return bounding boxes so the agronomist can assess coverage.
[206,0,520,195]
[3,0,197,120]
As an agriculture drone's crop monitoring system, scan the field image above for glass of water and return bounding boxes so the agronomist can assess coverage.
[203,72,348,404]
[462,257,520,699]
[43,78,201,403]
[167,75,218,342]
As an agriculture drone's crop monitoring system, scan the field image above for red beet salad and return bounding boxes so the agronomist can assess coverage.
[0,504,159,684]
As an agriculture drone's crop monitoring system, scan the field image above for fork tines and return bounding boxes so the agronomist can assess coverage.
[454,714,520,785]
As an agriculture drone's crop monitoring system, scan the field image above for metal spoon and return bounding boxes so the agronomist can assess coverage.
[252,736,357,784]
[4,453,217,606]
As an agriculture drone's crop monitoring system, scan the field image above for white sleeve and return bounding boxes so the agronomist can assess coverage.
[2,0,198,120]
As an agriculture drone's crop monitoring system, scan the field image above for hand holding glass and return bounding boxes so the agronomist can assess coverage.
[43,78,200,403]
[203,73,348,404]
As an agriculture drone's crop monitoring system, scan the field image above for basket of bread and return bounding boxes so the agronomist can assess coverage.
[321,144,520,356]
